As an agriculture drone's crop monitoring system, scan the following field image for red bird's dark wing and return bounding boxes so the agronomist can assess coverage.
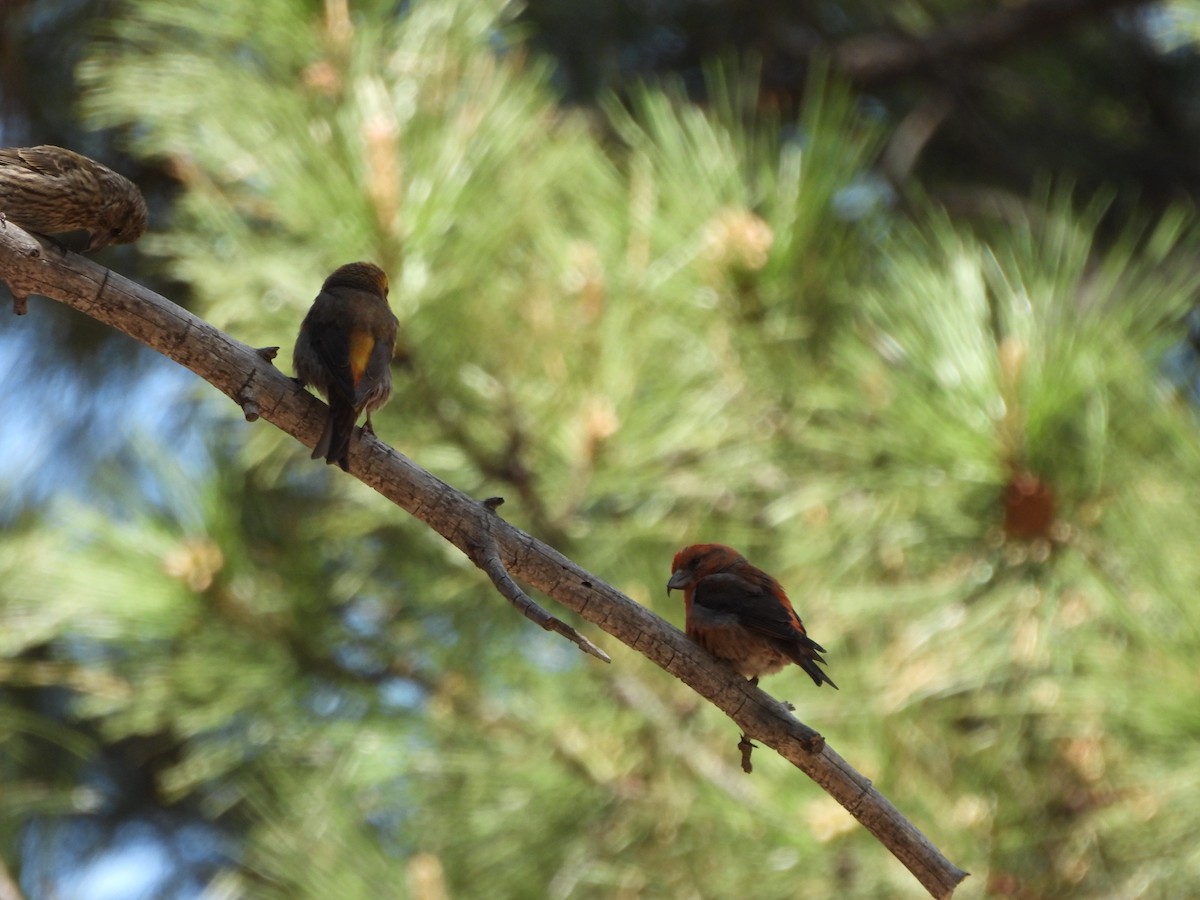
[692,572,836,688]
[691,573,818,646]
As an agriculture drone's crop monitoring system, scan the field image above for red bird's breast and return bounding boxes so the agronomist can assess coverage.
[686,609,793,679]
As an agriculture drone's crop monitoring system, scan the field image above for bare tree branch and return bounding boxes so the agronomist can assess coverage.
[0,227,969,899]
[468,496,611,662]
[832,0,1152,84]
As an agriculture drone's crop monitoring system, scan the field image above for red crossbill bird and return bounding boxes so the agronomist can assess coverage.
[667,543,836,689]
[0,145,147,251]
[293,261,398,472]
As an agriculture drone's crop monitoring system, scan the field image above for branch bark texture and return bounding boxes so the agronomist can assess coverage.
[0,228,969,899]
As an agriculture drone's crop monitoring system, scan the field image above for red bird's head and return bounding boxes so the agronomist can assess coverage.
[667,543,746,594]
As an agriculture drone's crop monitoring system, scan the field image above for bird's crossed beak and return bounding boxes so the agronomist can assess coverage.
[666,570,691,595]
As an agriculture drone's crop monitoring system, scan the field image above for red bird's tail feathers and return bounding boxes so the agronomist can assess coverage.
[783,636,838,690]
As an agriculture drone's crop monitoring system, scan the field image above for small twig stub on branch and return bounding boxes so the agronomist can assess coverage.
[738,733,756,773]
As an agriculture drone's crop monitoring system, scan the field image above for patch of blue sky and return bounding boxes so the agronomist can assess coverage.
[0,319,218,520]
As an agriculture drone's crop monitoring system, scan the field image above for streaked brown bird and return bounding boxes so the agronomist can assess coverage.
[667,543,836,688]
[0,145,147,251]
[293,261,398,472]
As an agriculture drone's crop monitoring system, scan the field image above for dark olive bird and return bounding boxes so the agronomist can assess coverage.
[293,262,398,471]
[0,145,147,251]
[668,543,836,689]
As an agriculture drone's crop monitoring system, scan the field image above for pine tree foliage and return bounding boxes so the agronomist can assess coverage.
[3,0,1200,897]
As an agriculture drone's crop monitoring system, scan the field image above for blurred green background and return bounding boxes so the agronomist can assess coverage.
[4,0,1200,897]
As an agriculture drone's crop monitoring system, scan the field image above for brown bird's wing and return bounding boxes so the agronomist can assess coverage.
[692,573,836,688]
[0,147,86,235]
[0,146,82,180]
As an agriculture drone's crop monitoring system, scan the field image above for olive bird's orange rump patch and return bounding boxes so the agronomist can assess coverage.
[348,330,376,386]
